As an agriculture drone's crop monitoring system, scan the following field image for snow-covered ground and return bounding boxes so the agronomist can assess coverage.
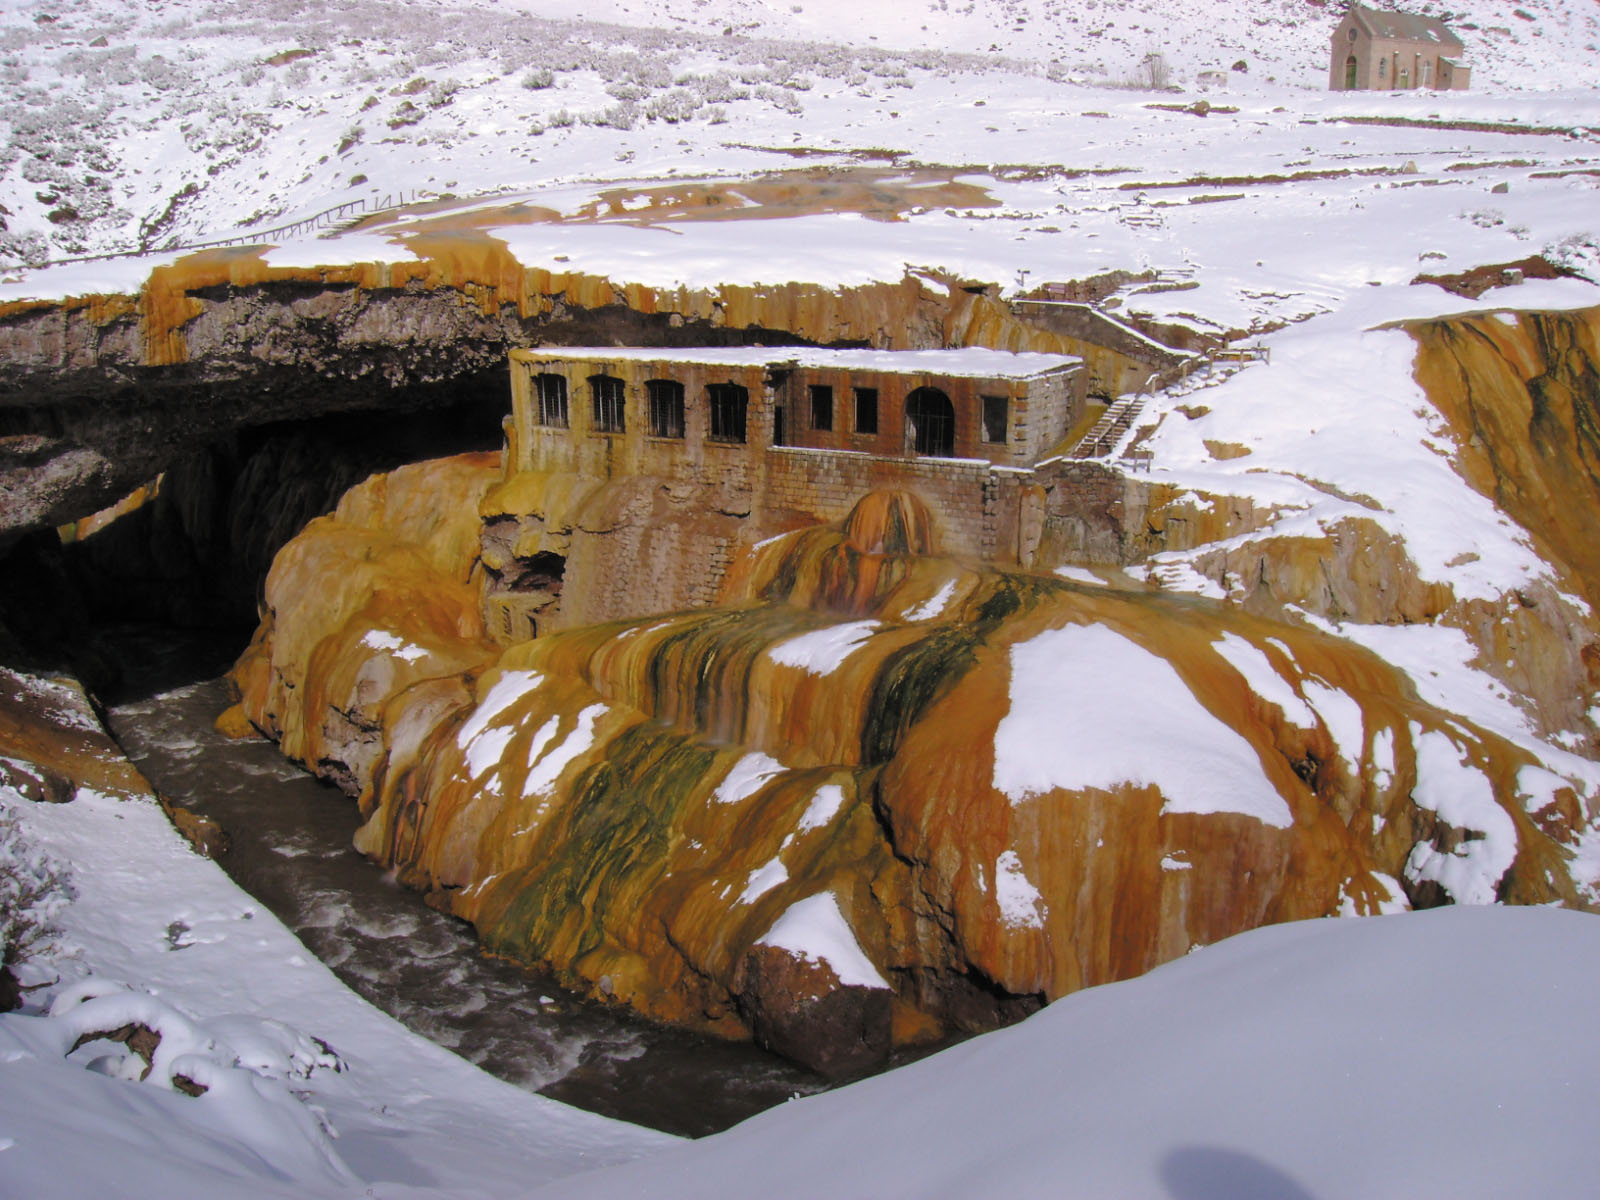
[0,767,670,1200]
[9,765,1600,1199]
[525,903,1600,1200]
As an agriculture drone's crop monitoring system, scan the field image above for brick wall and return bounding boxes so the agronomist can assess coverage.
[761,447,1012,560]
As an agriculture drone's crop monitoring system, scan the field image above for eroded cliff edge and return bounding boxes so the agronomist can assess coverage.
[226,305,1600,1076]
[0,242,1119,543]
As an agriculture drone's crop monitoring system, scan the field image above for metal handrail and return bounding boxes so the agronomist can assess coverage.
[5,189,423,272]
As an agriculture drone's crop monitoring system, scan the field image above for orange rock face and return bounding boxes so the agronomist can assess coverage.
[233,372,1596,1069]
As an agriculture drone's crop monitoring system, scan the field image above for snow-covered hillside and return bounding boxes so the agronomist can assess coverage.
[499,0,1600,83]
[2,0,1598,266]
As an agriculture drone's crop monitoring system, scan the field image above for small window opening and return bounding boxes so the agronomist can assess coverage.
[810,384,833,431]
[589,374,625,433]
[854,386,879,435]
[981,395,1009,444]
[535,373,569,428]
[646,379,685,439]
[905,386,955,457]
[707,383,749,444]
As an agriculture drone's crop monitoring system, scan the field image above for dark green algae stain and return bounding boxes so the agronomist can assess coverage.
[480,719,720,966]
[859,570,1060,765]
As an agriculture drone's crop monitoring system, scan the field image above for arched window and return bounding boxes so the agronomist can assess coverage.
[589,374,625,433]
[534,373,568,428]
[646,379,684,438]
[707,383,748,443]
[905,387,955,457]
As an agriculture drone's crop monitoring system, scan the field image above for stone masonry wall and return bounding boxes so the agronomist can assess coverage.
[760,447,1004,561]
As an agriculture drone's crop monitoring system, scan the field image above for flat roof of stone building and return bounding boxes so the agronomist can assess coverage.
[511,345,1082,380]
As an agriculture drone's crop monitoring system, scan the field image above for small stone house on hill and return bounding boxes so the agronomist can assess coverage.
[1329,4,1470,91]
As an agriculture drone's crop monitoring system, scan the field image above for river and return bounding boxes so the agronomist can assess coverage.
[96,624,825,1138]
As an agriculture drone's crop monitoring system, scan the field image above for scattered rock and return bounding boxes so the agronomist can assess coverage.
[71,1022,162,1077]
[1203,439,1252,460]
[172,1073,209,1097]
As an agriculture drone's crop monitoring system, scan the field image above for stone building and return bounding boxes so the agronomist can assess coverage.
[482,346,1103,641]
[1329,5,1470,92]
[503,345,1086,480]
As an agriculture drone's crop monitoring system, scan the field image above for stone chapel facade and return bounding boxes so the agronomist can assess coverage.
[1329,4,1470,92]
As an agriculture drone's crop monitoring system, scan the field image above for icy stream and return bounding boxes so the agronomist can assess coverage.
[97,626,824,1138]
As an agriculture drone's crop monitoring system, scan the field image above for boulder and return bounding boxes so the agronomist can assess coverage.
[737,942,892,1081]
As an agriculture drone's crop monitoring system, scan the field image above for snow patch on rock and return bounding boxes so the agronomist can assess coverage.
[756,892,887,990]
[994,624,1293,828]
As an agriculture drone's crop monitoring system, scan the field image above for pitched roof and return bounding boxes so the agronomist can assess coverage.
[1348,4,1465,49]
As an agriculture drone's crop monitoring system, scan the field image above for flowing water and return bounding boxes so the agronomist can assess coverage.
[96,624,825,1138]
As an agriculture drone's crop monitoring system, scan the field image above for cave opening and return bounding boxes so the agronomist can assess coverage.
[0,368,510,698]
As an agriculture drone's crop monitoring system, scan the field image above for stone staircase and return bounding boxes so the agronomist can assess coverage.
[1067,343,1270,463]
[1069,394,1148,459]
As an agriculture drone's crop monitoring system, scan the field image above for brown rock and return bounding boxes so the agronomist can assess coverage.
[737,943,892,1080]
[0,754,74,804]
[157,795,230,859]
[212,702,259,740]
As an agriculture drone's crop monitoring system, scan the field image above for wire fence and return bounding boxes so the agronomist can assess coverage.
[7,189,423,273]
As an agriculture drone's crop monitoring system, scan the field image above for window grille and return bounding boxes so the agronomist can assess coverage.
[589,374,626,433]
[707,383,749,443]
[646,379,685,438]
[535,373,569,428]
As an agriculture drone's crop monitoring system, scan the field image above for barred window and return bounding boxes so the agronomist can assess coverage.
[647,379,685,439]
[534,373,568,428]
[707,382,748,444]
[589,374,625,433]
